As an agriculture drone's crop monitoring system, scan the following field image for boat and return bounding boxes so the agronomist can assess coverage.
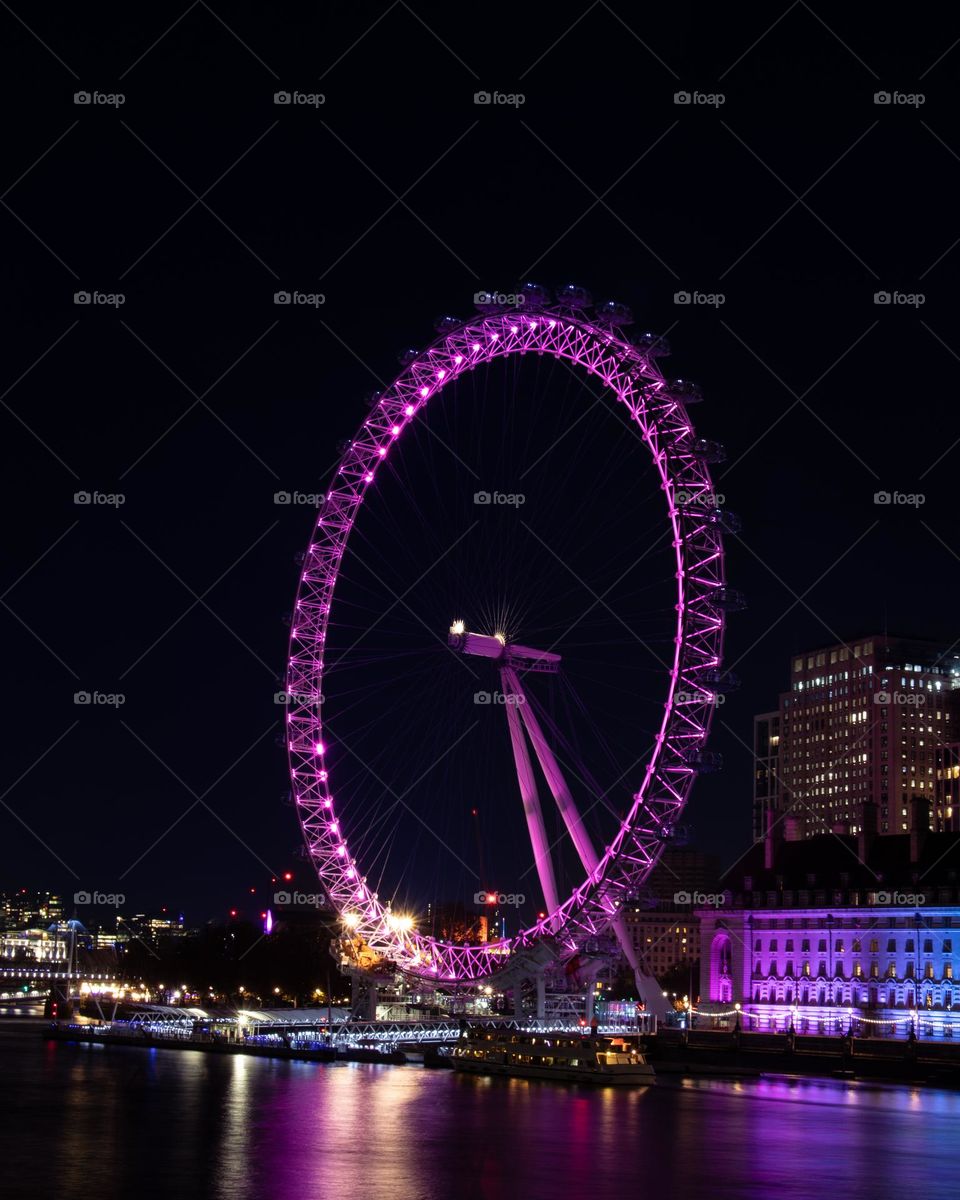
[451,1027,655,1085]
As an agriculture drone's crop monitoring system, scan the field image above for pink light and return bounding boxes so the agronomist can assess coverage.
[377,447,387,457]
[490,333,499,341]
[437,369,446,379]
[318,770,328,781]
[453,355,463,364]
[404,404,415,416]
[419,386,429,396]
[364,472,373,483]
[337,845,346,857]
[510,326,518,333]
[346,867,356,878]
[472,343,480,351]
[390,425,400,435]
[323,798,332,808]
[315,742,325,755]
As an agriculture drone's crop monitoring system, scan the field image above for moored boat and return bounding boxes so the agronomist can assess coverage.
[451,1028,655,1084]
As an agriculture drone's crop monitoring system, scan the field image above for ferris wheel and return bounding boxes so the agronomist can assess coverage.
[284,283,741,995]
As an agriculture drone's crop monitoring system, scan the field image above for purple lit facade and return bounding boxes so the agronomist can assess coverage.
[699,826,960,1037]
[285,296,730,984]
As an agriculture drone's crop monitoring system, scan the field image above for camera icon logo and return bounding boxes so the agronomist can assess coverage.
[674,91,691,105]
[274,491,292,504]
[876,890,891,904]
[874,691,891,705]
[874,291,891,305]
[873,490,891,504]
[474,691,492,705]
[74,291,91,305]
[273,890,291,904]
[474,91,492,105]
[673,890,692,904]
[673,290,691,305]
[74,491,91,504]
[874,91,891,105]
[73,890,92,903]
[474,491,492,504]
[74,691,92,704]
[274,291,291,305]
[73,91,91,105]
[274,91,291,105]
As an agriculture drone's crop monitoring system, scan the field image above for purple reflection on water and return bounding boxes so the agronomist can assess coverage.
[5,1032,960,1200]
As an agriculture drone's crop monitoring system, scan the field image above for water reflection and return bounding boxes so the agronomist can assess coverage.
[2,1031,956,1200]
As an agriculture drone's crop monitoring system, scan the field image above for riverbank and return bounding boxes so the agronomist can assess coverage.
[36,1021,960,1087]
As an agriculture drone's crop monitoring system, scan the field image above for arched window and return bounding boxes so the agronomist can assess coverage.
[710,930,733,1003]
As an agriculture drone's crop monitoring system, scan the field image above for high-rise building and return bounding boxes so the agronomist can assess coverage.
[753,711,781,842]
[753,636,960,839]
[935,743,960,834]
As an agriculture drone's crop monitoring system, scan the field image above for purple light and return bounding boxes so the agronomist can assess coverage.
[284,302,726,985]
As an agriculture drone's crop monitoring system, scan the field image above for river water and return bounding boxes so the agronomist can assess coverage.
[3,1025,957,1200]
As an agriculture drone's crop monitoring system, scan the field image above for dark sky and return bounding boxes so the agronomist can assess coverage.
[2,2,958,924]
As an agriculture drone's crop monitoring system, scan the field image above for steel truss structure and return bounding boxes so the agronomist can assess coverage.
[286,293,732,985]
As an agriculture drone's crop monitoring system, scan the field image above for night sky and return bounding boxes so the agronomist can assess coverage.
[2,3,959,923]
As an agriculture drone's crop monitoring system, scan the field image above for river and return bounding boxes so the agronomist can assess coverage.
[3,1024,957,1199]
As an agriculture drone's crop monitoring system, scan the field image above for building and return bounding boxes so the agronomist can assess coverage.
[752,636,960,840]
[935,743,960,833]
[621,849,723,984]
[753,711,781,842]
[1,890,63,929]
[698,815,960,1037]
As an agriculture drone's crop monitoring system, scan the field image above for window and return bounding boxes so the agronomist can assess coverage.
[887,939,896,952]
[769,939,778,952]
[785,939,795,952]
[945,940,953,954]
[905,939,915,952]
[801,939,810,952]
[869,939,879,953]
[818,939,827,953]
[924,939,934,954]
[852,939,862,953]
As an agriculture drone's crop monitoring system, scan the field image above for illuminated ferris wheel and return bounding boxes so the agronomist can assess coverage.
[284,283,741,1003]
